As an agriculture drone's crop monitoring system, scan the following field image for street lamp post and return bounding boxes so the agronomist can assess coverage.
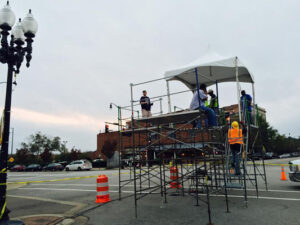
[0,1,38,223]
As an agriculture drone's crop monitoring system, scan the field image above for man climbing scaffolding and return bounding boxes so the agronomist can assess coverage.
[228,121,244,175]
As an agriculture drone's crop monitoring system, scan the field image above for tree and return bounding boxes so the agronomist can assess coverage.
[70,149,81,160]
[40,148,52,164]
[15,148,35,165]
[101,140,117,159]
[17,132,70,165]
[258,116,300,154]
[22,132,69,156]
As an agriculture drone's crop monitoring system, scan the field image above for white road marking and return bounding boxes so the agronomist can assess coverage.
[28,183,157,188]
[199,194,300,201]
[26,184,300,194]
[18,187,300,201]
[237,188,300,194]
[19,187,159,194]
[20,187,94,192]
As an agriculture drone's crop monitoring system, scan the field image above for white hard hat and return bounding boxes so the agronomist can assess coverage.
[208,89,213,93]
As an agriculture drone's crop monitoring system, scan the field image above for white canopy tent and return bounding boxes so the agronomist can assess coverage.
[163,51,256,122]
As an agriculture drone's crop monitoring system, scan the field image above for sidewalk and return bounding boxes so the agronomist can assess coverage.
[83,193,300,225]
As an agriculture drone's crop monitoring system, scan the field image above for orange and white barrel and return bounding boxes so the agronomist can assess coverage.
[95,175,111,203]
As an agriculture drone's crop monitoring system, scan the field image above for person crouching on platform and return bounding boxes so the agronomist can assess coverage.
[228,121,243,175]
[140,90,152,118]
[190,84,217,127]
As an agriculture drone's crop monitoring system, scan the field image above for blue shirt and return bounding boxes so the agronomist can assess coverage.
[240,94,252,112]
[190,90,207,110]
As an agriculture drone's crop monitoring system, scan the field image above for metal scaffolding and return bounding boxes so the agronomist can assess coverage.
[114,76,267,225]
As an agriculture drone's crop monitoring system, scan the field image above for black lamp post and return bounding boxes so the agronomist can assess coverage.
[0,1,38,223]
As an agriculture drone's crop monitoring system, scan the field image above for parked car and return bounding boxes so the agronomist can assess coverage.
[264,152,275,159]
[25,164,42,172]
[279,153,291,159]
[65,160,92,171]
[92,159,106,168]
[57,161,68,168]
[43,163,64,171]
[289,159,300,182]
[249,152,262,160]
[10,165,25,172]
[291,152,300,157]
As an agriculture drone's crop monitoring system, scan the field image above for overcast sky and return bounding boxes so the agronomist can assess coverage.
[1,0,299,152]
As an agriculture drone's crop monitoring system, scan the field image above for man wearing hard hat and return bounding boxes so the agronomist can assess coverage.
[228,121,243,175]
[206,89,218,113]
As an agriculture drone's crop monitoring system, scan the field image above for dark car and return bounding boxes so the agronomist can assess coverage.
[10,165,25,172]
[264,152,275,160]
[57,161,68,168]
[92,159,107,168]
[43,163,64,171]
[291,152,300,157]
[249,152,262,160]
[25,164,42,172]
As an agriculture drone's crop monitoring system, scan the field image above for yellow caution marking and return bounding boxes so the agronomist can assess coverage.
[0,175,99,186]
[247,162,293,166]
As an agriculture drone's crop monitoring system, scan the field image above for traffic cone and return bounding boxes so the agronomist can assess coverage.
[280,165,287,181]
[95,175,111,203]
[170,166,181,189]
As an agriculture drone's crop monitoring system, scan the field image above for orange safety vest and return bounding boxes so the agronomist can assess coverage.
[228,128,243,145]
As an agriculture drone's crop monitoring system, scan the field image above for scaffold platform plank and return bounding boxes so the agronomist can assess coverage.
[135,109,206,125]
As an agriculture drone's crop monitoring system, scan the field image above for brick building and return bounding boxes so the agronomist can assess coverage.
[96,104,266,160]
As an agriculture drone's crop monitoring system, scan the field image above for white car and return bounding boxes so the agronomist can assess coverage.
[289,159,300,182]
[65,160,92,171]
[279,153,291,159]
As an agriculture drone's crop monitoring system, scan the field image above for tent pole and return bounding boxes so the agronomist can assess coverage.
[159,98,163,114]
[166,80,172,113]
[130,83,134,120]
[235,57,241,121]
[195,68,202,111]
[216,80,219,115]
[252,83,256,126]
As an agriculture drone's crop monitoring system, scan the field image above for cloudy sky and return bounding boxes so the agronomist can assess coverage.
[1,0,299,152]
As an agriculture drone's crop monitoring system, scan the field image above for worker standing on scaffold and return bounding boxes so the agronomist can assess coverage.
[140,90,153,118]
[240,90,252,124]
[228,121,243,175]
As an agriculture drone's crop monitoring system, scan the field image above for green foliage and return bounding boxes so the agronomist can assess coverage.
[14,148,34,165]
[15,132,95,165]
[55,152,72,162]
[80,152,92,161]
[258,116,300,154]
[15,132,69,165]
[40,148,52,164]
[23,132,67,154]
[20,132,68,156]
[70,149,81,161]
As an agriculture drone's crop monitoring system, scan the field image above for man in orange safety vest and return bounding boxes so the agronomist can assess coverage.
[228,121,243,175]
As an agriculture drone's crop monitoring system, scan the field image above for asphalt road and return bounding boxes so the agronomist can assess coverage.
[5,157,300,225]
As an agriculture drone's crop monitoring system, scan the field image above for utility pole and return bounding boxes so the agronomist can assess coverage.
[10,128,14,156]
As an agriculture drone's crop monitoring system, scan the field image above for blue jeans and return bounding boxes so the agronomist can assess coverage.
[230,144,241,175]
[196,106,218,127]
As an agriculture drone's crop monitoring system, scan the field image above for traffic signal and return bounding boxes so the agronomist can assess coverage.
[105,124,109,133]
